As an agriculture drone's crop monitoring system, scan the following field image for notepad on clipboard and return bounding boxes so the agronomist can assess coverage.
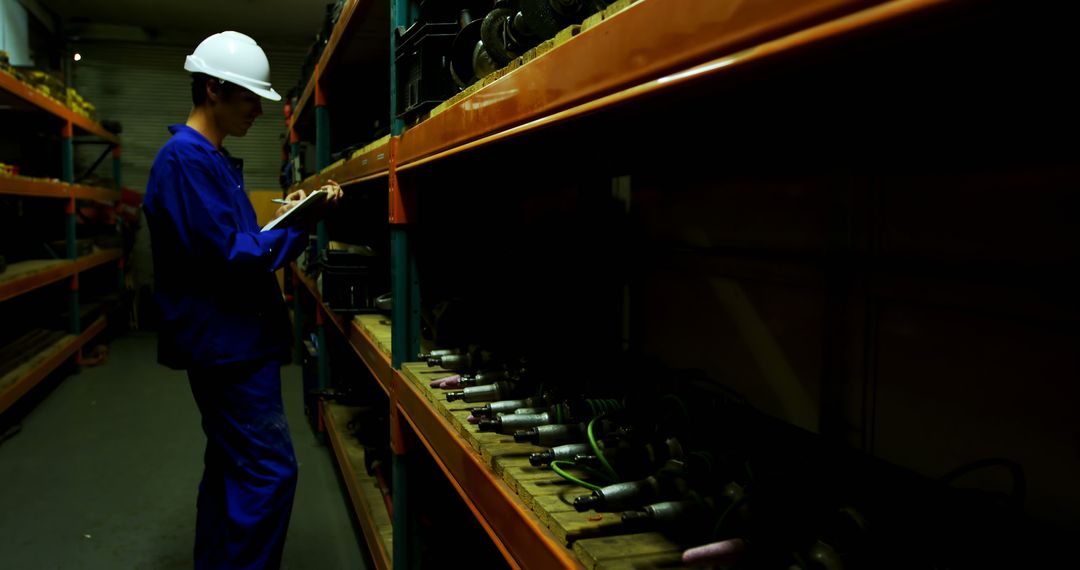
[261,189,329,232]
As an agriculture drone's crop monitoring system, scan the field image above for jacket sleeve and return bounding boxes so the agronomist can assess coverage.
[166,151,308,273]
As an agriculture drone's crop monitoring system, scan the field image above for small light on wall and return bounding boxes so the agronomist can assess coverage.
[73,53,82,62]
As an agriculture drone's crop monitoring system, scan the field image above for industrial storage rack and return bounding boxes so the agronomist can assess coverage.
[286,1,1073,568]
[0,69,124,415]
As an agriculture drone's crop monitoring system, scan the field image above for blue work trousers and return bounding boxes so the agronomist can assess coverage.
[188,359,298,570]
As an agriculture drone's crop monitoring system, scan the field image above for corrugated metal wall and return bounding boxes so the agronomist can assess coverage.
[72,41,305,192]
[71,40,306,290]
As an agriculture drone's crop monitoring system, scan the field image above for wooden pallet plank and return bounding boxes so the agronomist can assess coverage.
[526,484,583,531]
[572,533,685,570]
[532,490,580,513]
[354,314,393,358]
[323,402,394,570]
[501,465,561,496]
[0,329,51,362]
[0,259,71,303]
[0,332,80,413]
[501,455,596,516]
[550,510,628,545]
[0,330,66,380]
[481,440,541,474]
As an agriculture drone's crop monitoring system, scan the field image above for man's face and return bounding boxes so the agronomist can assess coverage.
[214,86,263,137]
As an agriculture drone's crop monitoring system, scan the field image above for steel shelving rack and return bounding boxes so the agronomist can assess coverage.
[285,1,1048,569]
[0,68,124,415]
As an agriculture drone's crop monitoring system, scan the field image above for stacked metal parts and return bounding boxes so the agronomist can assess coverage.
[419,345,1050,569]
[395,0,618,123]
[279,1,349,190]
[291,0,349,111]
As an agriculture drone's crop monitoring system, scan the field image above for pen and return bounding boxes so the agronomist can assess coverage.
[271,199,289,204]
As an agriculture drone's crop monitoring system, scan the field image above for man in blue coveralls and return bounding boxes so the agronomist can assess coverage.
[142,31,342,569]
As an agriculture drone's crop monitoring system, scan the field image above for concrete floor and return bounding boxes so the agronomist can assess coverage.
[0,332,370,570]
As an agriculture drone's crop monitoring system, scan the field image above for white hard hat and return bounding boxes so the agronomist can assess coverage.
[184,31,281,101]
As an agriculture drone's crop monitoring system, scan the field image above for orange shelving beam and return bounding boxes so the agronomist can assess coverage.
[0,69,120,144]
[0,249,122,303]
[0,176,120,201]
[0,315,108,415]
[395,0,945,169]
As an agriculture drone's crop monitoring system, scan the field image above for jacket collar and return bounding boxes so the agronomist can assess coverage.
[168,124,221,154]
[168,124,243,172]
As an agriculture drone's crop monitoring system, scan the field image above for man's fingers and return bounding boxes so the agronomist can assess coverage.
[320,181,343,203]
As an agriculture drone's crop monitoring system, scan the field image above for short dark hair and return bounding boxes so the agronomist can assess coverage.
[191,72,240,106]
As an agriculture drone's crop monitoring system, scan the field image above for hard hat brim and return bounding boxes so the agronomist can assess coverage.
[185,55,281,102]
[247,85,282,102]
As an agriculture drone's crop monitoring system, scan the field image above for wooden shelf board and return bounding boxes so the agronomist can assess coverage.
[323,400,394,570]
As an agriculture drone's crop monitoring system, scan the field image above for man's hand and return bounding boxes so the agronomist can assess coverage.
[274,188,307,218]
[272,180,342,220]
[320,179,343,204]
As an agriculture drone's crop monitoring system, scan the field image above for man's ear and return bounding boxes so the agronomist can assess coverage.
[205,80,221,104]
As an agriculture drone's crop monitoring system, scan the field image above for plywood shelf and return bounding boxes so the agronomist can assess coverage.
[0,249,122,304]
[323,400,394,570]
[0,315,108,415]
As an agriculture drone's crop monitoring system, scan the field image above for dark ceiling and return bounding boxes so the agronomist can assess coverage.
[34,0,331,47]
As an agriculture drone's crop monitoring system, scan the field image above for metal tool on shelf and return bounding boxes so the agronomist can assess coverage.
[445,380,517,403]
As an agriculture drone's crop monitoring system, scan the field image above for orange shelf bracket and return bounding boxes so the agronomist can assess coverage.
[388,137,414,224]
[389,385,408,455]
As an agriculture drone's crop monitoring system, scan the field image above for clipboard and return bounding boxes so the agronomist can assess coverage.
[261,189,329,232]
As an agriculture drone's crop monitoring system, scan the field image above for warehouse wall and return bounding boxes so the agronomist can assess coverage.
[70,40,306,293]
[71,41,305,192]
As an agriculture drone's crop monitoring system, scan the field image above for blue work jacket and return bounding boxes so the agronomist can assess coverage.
[144,124,307,369]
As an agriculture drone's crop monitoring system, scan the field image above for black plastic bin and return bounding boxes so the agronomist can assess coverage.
[317,250,390,314]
